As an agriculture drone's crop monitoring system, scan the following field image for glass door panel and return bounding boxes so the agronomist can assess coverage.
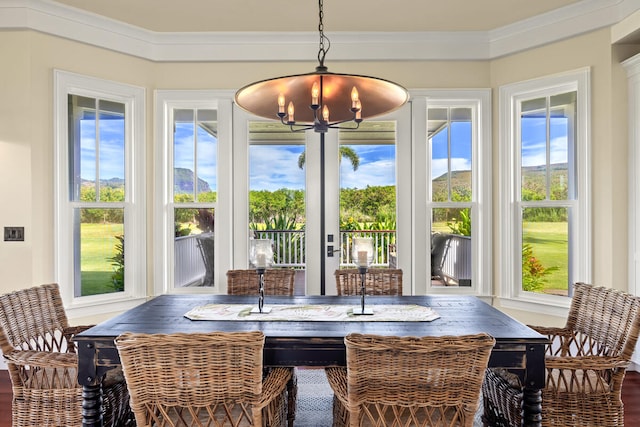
[338,121,398,271]
[248,122,306,293]
[236,104,410,295]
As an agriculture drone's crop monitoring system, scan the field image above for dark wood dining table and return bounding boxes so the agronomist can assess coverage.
[75,294,548,427]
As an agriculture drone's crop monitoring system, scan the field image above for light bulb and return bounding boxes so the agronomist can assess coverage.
[287,101,295,123]
[278,94,285,114]
[351,87,359,109]
[312,82,319,106]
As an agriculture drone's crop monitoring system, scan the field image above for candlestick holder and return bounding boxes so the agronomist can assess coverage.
[249,239,273,314]
[352,237,374,315]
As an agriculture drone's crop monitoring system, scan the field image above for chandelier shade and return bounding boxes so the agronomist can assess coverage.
[235,70,409,125]
[234,0,408,132]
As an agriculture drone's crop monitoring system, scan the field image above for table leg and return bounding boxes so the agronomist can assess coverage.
[521,386,542,427]
[82,383,103,427]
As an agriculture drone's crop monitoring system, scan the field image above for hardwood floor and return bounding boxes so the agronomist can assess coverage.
[623,370,640,425]
[0,369,639,425]
[0,370,9,427]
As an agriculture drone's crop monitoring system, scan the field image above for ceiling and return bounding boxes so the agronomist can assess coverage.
[50,0,582,33]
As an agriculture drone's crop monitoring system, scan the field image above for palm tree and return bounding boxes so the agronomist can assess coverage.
[297,146,360,171]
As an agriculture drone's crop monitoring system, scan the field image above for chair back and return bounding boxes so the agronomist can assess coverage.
[431,233,451,269]
[334,268,403,296]
[344,333,495,426]
[226,269,295,296]
[0,283,72,355]
[115,331,267,426]
[0,284,133,427]
[562,282,640,359]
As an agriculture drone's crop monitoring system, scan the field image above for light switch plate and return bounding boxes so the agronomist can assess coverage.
[4,227,24,241]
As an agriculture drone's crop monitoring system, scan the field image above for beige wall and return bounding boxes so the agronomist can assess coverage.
[0,27,632,326]
[0,32,32,293]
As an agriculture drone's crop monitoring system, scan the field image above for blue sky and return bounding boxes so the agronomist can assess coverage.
[521,117,569,167]
[431,122,472,180]
[80,118,125,181]
[249,144,397,191]
[81,116,568,190]
[173,124,217,190]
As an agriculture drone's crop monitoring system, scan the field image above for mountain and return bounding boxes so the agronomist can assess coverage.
[174,167,211,193]
[79,168,211,193]
[81,177,124,187]
[432,163,568,195]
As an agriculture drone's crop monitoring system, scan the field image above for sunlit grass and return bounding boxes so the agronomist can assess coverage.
[523,221,568,293]
[80,222,123,296]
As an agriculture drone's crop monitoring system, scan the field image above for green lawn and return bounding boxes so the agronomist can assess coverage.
[81,220,567,296]
[80,222,123,296]
[522,221,568,294]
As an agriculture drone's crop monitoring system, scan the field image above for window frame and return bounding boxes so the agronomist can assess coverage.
[411,89,492,296]
[497,68,591,313]
[54,70,147,317]
[153,90,234,295]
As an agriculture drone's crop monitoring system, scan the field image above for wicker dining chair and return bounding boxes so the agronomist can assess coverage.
[334,268,403,296]
[326,333,495,427]
[482,282,640,427]
[115,330,291,427]
[226,268,298,427]
[0,283,131,426]
[227,268,296,296]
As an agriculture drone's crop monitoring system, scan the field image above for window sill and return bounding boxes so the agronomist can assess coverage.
[66,295,149,321]
[497,295,570,318]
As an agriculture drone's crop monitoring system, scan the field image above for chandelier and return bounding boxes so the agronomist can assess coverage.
[234,0,409,133]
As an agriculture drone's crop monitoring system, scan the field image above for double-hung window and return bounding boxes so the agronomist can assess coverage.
[498,69,590,310]
[154,91,233,294]
[412,90,492,296]
[54,70,146,316]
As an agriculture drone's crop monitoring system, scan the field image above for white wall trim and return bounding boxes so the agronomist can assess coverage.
[1,0,638,62]
[623,53,640,367]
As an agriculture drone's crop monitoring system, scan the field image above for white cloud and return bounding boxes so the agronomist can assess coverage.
[431,157,470,180]
[341,158,395,188]
[250,146,305,191]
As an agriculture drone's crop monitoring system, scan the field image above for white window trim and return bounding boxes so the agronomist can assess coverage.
[153,90,234,295]
[53,70,147,318]
[410,89,492,297]
[497,68,591,315]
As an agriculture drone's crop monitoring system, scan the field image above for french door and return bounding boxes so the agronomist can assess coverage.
[233,104,411,295]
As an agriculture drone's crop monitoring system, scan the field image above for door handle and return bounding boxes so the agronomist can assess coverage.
[327,246,342,257]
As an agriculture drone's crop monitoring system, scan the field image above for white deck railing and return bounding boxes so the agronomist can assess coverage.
[174,234,206,287]
[174,229,397,287]
[339,230,396,267]
[440,234,472,286]
[253,229,395,268]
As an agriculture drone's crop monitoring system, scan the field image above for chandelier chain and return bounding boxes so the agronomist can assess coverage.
[234,0,408,132]
[317,0,330,68]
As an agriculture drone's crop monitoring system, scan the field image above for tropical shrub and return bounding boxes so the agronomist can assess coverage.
[447,208,471,236]
[108,234,125,292]
[522,243,559,292]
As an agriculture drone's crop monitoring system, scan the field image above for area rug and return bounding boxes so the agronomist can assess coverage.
[294,368,334,427]
[293,368,484,427]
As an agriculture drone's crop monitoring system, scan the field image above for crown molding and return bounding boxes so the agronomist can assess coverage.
[1,0,639,62]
